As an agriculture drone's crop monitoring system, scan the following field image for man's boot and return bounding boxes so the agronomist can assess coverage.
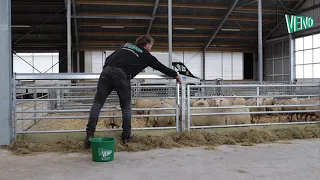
[84,134,94,149]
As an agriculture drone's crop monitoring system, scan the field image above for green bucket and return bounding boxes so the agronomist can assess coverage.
[89,137,116,162]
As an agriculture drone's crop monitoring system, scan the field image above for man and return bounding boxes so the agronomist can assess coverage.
[84,35,182,149]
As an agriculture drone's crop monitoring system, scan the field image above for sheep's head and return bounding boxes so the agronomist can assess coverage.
[213,99,223,107]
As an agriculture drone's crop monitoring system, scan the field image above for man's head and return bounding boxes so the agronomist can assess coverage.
[135,35,154,52]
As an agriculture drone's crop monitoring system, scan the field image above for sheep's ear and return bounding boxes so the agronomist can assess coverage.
[220,100,223,102]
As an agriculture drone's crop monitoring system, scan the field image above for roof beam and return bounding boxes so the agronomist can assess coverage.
[78,22,271,31]
[75,12,276,21]
[80,41,256,47]
[13,7,66,45]
[147,0,160,35]
[204,0,239,51]
[263,0,306,41]
[75,0,286,13]
[80,46,255,53]
[78,32,256,39]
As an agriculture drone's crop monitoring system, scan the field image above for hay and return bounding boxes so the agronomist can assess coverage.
[7,125,320,156]
[29,112,147,131]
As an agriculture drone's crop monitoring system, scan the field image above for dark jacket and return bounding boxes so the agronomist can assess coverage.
[103,43,178,79]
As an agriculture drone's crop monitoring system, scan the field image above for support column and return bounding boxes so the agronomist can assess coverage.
[258,0,263,83]
[67,0,72,72]
[168,0,172,69]
[202,50,206,80]
[290,34,295,82]
[0,0,13,145]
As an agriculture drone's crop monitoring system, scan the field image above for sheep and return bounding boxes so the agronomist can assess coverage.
[146,102,176,127]
[205,98,215,107]
[263,97,275,112]
[212,98,233,110]
[228,107,251,125]
[193,99,210,107]
[281,99,301,122]
[302,99,320,121]
[103,106,122,129]
[190,99,226,126]
[246,98,266,123]
[161,98,176,107]
[232,97,247,106]
[135,98,153,114]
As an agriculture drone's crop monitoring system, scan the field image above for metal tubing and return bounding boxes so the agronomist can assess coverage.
[189,109,320,116]
[17,107,178,113]
[290,34,295,82]
[147,0,160,35]
[189,121,320,129]
[187,85,191,131]
[18,113,177,120]
[202,50,206,80]
[263,0,306,42]
[67,0,72,72]
[175,83,180,132]
[168,0,173,69]
[71,15,153,20]
[188,94,319,99]
[12,74,17,140]
[181,84,186,131]
[15,73,171,80]
[258,0,263,83]
[0,0,13,145]
[13,7,66,44]
[204,0,239,51]
[17,127,177,134]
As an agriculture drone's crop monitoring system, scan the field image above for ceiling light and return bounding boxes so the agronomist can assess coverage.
[101,26,124,29]
[221,28,241,31]
[12,25,31,28]
[174,27,195,30]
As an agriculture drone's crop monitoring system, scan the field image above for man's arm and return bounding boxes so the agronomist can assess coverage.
[147,55,178,78]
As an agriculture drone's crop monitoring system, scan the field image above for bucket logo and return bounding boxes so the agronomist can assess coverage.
[98,148,112,157]
[285,14,314,33]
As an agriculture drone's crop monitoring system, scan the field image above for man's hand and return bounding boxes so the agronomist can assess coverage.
[176,74,182,84]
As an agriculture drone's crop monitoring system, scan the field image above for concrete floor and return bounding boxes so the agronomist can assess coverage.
[1,139,320,180]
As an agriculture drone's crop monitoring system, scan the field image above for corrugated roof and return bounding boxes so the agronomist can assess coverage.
[11,0,305,51]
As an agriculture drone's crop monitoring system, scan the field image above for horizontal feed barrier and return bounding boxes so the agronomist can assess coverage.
[12,73,320,140]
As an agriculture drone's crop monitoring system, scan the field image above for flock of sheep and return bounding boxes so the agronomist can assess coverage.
[102,96,320,128]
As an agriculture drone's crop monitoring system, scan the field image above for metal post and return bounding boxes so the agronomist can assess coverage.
[0,0,13,145]
[77,51,80,72]
[187,85,191,131]
[72,0,80,73]
[202,50,206,80]
[181,84,186,132]
[258,0,263,83]
[290,34,295,83]
[67,0,72,72]
[168,0,172,69]
[175,83,180,133]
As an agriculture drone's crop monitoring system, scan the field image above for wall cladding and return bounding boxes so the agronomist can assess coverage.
[264,39,290,81]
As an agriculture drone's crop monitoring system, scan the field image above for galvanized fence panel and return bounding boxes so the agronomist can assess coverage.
[13,73,181,138]
[186,84,320,131]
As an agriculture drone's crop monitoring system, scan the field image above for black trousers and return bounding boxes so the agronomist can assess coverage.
[86,66,132,139]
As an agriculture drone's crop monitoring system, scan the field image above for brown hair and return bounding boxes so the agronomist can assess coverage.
[135,35,155,46]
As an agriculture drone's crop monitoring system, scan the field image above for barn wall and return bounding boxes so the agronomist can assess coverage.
[263,0,320,82]
[84,50,245,81]
[264,39,290,81]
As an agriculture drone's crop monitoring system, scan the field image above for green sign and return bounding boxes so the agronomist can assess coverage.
[285,14,314,33]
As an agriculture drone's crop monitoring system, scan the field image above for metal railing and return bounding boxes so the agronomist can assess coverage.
[184,84,320,131]
[11,73,320,140]
[12,73,181,139]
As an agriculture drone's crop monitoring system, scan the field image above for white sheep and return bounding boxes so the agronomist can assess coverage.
[246,98,265,123]
[146,102,176,127]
